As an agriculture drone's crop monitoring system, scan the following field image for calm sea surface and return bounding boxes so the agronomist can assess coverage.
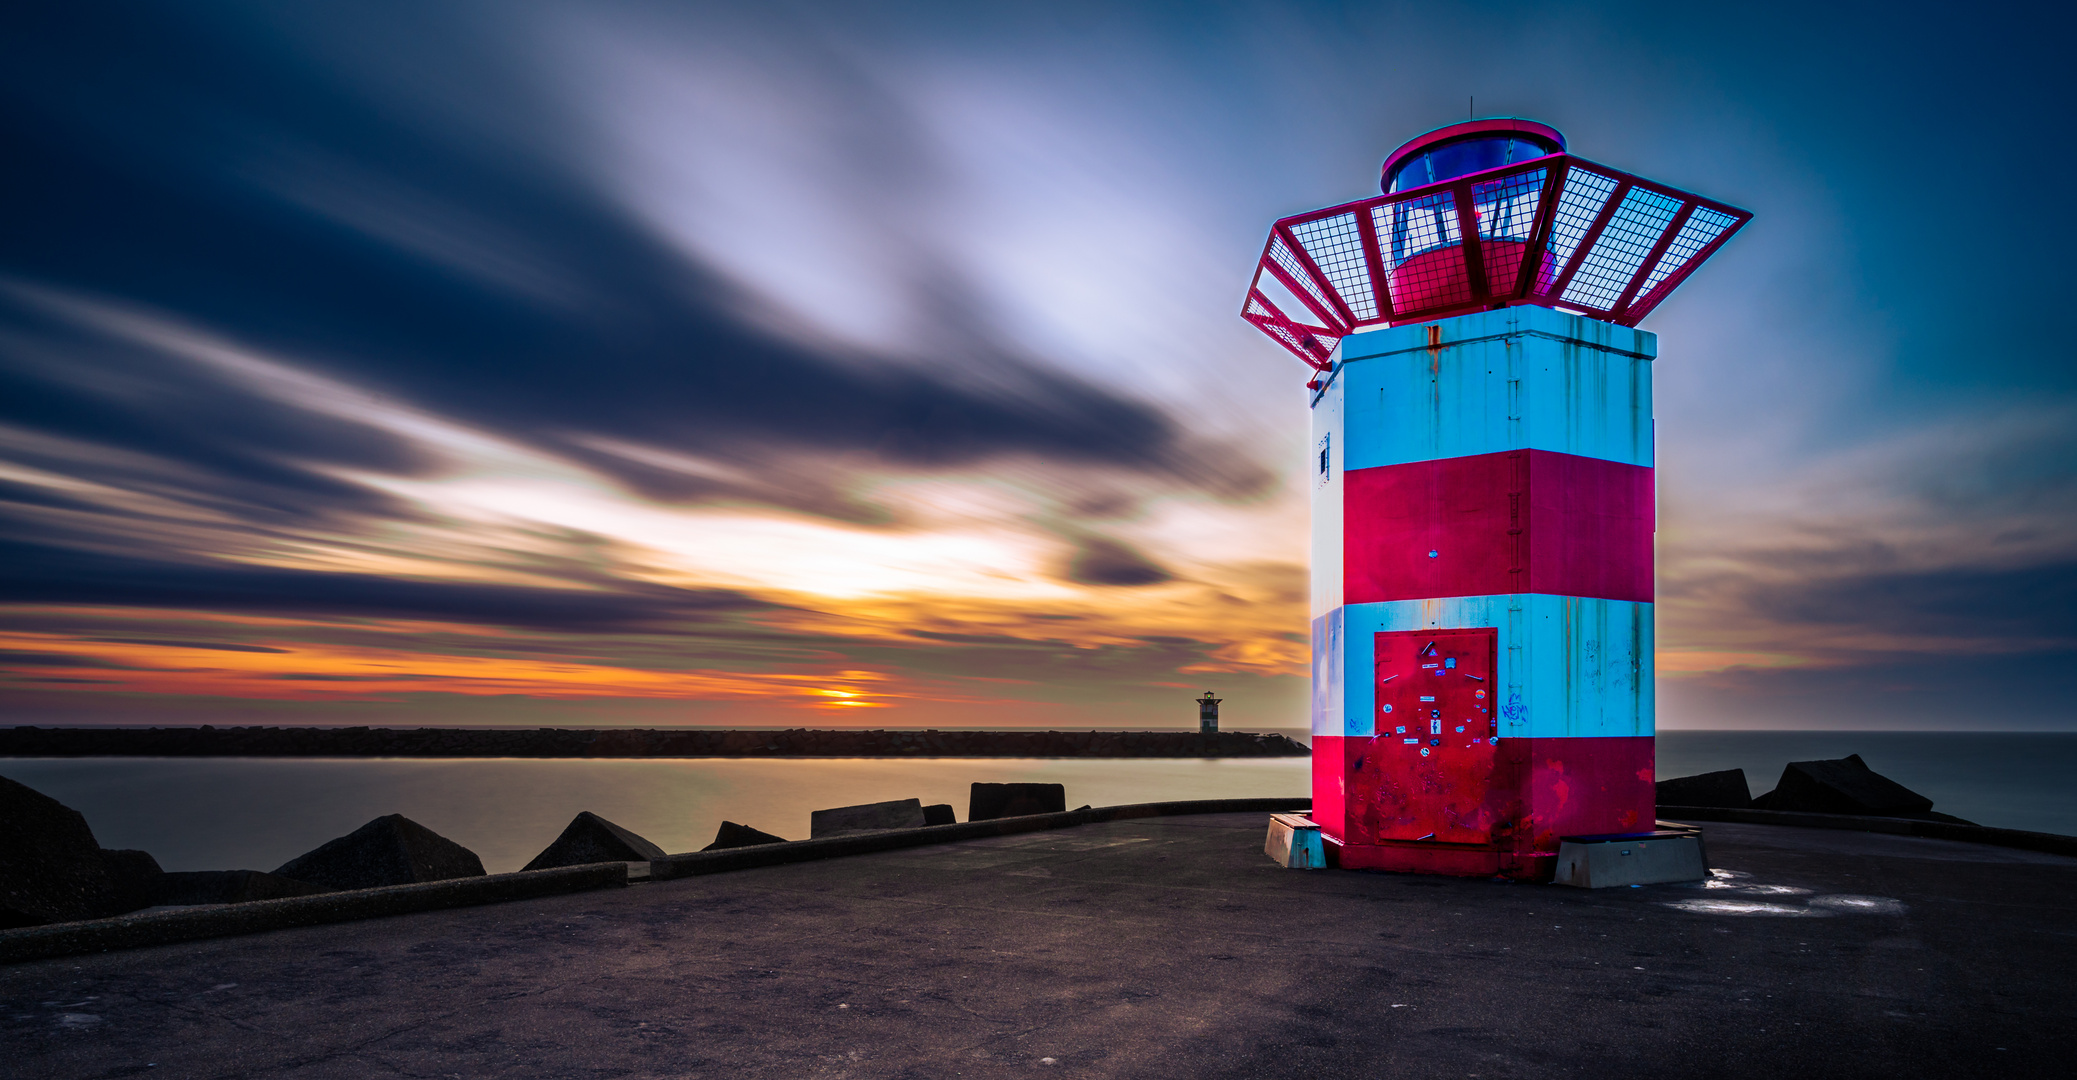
[3,731,2071,874]
[1653,731,2077,838]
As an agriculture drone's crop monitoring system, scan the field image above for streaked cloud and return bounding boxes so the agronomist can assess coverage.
[1,1,2071,729]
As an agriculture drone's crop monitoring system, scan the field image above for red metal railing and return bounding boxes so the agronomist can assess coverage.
[1241,154,1751,371]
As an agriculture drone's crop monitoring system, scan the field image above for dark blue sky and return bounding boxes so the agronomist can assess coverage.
[1,1,2071,729]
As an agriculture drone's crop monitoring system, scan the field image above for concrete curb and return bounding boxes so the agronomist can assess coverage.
[652,797,1313,881]
[0,863,630,966]
[1,797,1309,965]
[1658,805,2077,858]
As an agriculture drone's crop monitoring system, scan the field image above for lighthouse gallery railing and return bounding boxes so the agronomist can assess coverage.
[1242,154,1752,371]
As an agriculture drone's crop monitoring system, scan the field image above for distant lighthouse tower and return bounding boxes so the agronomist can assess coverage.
[1196,691,1222,735]
[1241,117,1750,878]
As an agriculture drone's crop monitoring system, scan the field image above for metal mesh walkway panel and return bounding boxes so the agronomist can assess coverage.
[1241,155,1750,370]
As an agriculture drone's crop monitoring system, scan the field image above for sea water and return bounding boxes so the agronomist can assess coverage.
[0,756,1307,874]
[3,731,2070,875]
[1654,731,2077,837]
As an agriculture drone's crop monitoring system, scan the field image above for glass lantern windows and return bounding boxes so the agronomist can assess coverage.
[1387,136,1559,193]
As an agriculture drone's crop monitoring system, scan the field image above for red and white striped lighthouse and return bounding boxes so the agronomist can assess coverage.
[1243,119,1749,878]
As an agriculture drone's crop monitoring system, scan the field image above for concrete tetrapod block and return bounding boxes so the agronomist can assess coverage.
[2,799,1312,963]
[99,849,167,915]
[1264,813,1325,869]
[1552,831,1708,888]
[1752,754,1937,817]
[968,783,1067,822]
[810,799,926,838]
[1655,768,1753,809]
[0,774,164,927]
[274,814,486,891]
[522,812,667,872]
[702,821,789,851]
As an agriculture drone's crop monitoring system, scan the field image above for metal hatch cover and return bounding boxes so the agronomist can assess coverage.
[1361,627,1501,844]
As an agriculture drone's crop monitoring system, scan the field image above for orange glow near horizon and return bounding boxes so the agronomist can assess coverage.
[0,626,948,709]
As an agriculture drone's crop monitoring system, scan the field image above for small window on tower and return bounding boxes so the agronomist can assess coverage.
[1314,433,1331,486]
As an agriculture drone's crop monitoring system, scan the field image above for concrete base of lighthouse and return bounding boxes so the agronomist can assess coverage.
[1309,308,1658,878]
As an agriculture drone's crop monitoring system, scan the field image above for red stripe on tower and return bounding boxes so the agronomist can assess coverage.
[1344,449,1653,605]
[1312,734,1656,876]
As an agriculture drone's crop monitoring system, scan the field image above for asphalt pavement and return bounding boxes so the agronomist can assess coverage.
[4,813,2072,1079]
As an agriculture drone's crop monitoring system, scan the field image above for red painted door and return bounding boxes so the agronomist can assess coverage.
[1362,628,1500,843]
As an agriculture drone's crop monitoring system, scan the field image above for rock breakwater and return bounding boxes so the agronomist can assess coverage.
[0,726,1309,759]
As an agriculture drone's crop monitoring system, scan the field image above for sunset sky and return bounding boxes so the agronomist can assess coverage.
[3,1,2071,731]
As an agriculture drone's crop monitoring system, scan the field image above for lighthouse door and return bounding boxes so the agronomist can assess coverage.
[1364,628,1500,843]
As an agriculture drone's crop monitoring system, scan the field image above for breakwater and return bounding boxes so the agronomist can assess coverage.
[0,726,1309,759]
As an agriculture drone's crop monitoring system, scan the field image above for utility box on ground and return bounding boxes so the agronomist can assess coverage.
[1265,813,1325,869]
[1552,830,1708,888]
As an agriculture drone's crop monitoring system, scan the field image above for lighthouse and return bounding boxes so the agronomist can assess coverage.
[1243,118,1749,878]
